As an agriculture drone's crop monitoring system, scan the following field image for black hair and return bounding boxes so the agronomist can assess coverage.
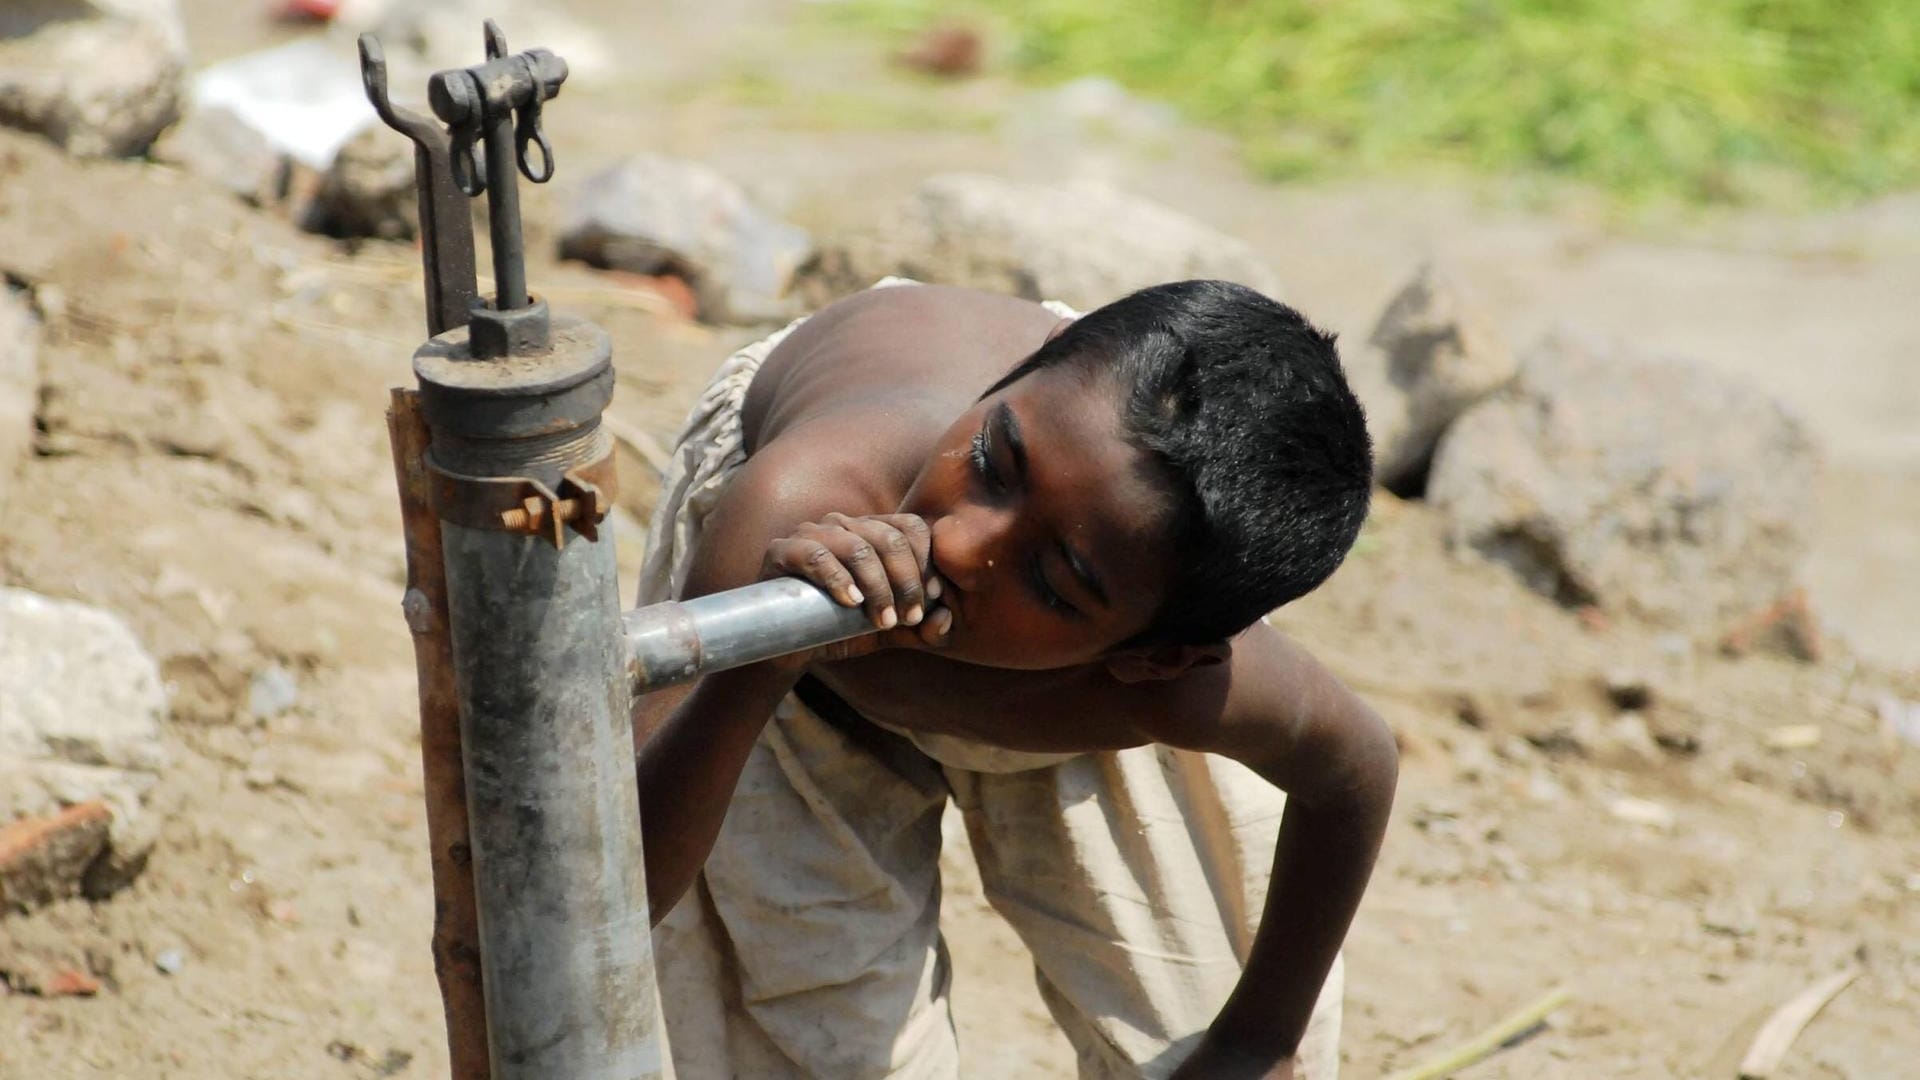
[986,280,1373,645]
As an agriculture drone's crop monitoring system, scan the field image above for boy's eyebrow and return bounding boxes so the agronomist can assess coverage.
[1060,540,1110,608]
[993,402,1027,480]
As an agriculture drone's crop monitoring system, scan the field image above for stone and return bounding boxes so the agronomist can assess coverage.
[0,5,184,159]
[1344,264,1516,492]
[1718,586,1822,662]
[44,968,101,997]
[558,154,813,324]
[804,173,1281,312]
[304,123,417,241]
[342,0,612,82]
[0,589,169,905]
[151,104,290,207]
[0,802,111,912]
[187,37,370,171]
[0,2,186,53]
[0,287,40,519]
[1427,330,1818,628]
[1602,668,1654,711]
[1879,695,1920,748]
[247,663,300,721]
[1605,795,1675,831]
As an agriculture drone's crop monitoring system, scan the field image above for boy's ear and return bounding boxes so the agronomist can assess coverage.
[1043,315,1077,344]
[1103,641,1231,684]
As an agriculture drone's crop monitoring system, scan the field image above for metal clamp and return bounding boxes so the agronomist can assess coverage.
[427,445,618,549]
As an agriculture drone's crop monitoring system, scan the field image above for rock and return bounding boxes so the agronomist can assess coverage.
[0,6,184,159]
[1523,711,1598,758]
[1763,724,1823,751]
[0,802,111,912]
[1605,795,1675,831]
[1719,586,1822,662]
[44,968,101,997]
[558,154,813,324]
[0,286,40,518]
[246,663,300,721]
[1592,711,1661,766]
[342,0,612,82]
[1879,695,1920,748]
[304,124,417,241]
[1602,668,1654,711]
[151,104,290,207]
[1,590,167,770]
[0,589,168,905]
[1345,265,1516,493]
[1427,330,1818,627]
[153,947,184,975]
[805,173,1281,312]
[1644,709,1702,757]
[0,2,187,54]
[187,37,370,171]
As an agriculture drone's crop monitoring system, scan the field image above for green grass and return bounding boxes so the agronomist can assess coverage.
[831,0,1920,206]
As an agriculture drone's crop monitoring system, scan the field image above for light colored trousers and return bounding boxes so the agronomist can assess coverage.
[639,291,1343,1079]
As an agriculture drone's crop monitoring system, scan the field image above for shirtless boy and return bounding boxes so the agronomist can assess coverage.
[632,279,1395,1080]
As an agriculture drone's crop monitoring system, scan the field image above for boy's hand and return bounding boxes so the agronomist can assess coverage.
[760,512,952,667]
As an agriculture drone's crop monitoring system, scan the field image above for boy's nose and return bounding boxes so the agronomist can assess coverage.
[929,508,1011,594]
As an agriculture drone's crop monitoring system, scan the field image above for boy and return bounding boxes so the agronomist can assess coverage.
[632,279,1394,1080]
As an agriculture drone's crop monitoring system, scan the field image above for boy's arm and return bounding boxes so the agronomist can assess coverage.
[630,442,949,923]
[629,455,812,923]
[1149,621,1398,1079]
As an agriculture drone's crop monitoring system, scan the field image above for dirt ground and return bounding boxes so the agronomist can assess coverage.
[4,3,1920,1078]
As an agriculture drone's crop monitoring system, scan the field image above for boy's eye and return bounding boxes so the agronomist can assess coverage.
[1030,558,1078,616]
[969,429,1004,492]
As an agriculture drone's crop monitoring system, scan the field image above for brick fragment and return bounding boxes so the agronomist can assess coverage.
[0,801,114,913]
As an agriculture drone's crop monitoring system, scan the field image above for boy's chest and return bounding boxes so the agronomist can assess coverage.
[811,653,1161,755]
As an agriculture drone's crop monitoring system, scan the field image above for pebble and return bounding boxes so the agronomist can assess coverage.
[1603,668,1654,711]
[1764,724,1823,751]
[248,664,300,720]
[154,948,185,975]
[1606,795,1676,831]
[1878,695,1920,747]
[46,969,101,997]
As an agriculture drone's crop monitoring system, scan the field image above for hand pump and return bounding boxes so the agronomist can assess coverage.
[364,22,873,1080]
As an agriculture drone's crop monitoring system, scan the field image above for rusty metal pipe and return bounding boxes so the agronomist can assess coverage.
[623,578,875,694]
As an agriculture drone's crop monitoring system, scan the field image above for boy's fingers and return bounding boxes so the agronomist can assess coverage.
[843,517,925,624]
[824,514,923,626]
[767,538,863,607]
[813,525,895,629]
[919,605,953,646]
[877,513,933,576]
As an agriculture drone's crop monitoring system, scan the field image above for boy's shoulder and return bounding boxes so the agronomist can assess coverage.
[770,283,1062,376]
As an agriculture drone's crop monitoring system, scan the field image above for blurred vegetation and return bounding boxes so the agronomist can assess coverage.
[833,0,1920,206]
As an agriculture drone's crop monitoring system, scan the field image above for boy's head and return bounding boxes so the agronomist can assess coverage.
[900,280,1372,670]
[999,279,1373,645]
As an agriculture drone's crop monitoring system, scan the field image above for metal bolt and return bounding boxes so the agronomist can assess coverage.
[500,495,547,532]
[428,71,481,126]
